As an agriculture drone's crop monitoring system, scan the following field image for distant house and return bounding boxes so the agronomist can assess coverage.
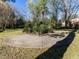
[70,18,79,28]
[61,18,79,28]
[70,18,79,24]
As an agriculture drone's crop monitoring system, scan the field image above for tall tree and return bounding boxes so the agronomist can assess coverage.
[61,0,79,27]
[29,0,48,21]
[0,0,15,30]
[38,0,48,20]
[49,0,61,21]
[49,0,79,27]
[29,0,38,21]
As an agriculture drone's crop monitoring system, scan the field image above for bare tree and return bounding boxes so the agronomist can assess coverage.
[61,0,79,27]
[0,0,15,31]
[49,0,79,28]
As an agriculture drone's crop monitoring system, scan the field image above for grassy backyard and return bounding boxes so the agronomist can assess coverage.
[0,29,78,59]
[0,0,79,59]
[0,29,47,59]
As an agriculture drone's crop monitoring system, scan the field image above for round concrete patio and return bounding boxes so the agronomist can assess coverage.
[4,32,68,48]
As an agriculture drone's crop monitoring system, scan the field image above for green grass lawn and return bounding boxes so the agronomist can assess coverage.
[0,29,79,59]
[0,29,23,38]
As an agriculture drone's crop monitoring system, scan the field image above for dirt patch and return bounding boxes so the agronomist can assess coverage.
[3,33,68,48]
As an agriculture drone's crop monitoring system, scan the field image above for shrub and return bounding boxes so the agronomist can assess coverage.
[23,21,33,33]
[23,19,53,34]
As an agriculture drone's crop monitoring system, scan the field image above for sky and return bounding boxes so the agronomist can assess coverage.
[7,0,52,20]
[8,0,31,20]
[7,0,79,20]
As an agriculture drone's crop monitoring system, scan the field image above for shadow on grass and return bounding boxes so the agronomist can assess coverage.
[36,29,77,59]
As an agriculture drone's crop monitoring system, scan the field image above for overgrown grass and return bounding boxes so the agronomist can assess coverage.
[63,32,79,59]
[0,45,47,59]
[0,29,48,59]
